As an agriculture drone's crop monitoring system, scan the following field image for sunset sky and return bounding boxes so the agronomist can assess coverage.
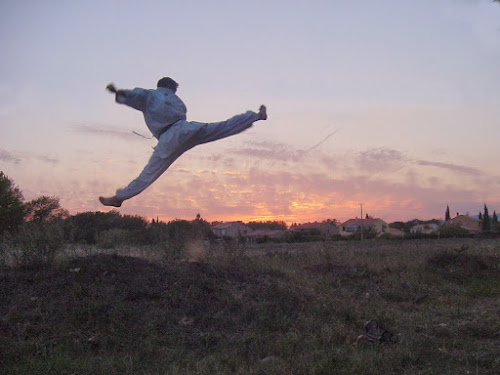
[1,0,499,225]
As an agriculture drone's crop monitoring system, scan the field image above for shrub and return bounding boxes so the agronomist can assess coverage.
[158,238,187,262]
[97,228,131,249]
[5,221,65,268]
[439,224,473,238]
[377,233,401,240]
[0,235,9,267]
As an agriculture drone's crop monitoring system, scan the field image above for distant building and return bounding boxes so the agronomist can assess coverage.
[410,223,440,235]
[211,222,252,239]
[340,218,388,236]
[442,215,482,233]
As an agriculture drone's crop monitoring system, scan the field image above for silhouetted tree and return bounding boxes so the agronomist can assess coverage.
[246,221,287,231]
[325,218,340,225]
[64,211,122,243]
[493,210,498,225]
[445,205,451,221]
[482,204,491,232]
[191,215,213,239]
[389,221,406,231]
[0,171,26,234]
[167,219,193,241]
[25,195,68,223]
[478,212,483,220]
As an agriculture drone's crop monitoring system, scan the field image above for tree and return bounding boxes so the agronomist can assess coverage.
[445,205,451,221]
[389,221,406,231]
[64,211,121,244]
[493,210,498,225]
[246,221,287,231]
[0,171,26,234]
[325,218,340,226]
[482,204,491,232]
[478,212,482,220]
[25,195,68,223]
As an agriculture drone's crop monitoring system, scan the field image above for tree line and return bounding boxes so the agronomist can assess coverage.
[3,171,499,250]
[0,171,213,247]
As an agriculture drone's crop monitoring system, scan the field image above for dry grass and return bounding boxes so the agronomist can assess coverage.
[1,238,499,374]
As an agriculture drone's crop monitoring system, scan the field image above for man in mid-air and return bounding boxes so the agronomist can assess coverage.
[99,77,267,207]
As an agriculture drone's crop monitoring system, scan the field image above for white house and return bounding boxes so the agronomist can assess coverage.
[410,223,439,234]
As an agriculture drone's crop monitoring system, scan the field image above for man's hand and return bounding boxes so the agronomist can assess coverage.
[106,83,117,93]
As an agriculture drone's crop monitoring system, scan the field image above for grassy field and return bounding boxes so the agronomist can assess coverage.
[1,238,500,374]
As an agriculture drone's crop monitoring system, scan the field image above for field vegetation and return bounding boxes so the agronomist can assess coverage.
[1,237,500,374]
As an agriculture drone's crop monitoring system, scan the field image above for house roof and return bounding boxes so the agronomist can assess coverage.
[295,222,322,230]
[341,218,387,226]
[444,215,482,232]
[448,215,481,224]
[211,221,247,230]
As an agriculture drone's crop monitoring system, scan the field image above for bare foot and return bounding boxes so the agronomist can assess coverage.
[106,83,117,93]
[99,195,123,207]
[258,105,267,120]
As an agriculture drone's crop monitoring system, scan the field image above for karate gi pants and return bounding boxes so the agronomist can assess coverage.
[116,110,259,201]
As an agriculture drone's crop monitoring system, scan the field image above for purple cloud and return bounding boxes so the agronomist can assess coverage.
[356,147,409,172]
[415,160,482,175]
[0,149,21,164]
[0,149,58,165]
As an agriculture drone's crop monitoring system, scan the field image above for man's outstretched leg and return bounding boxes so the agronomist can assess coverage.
[196,105,267,146]
[99,150,182,207]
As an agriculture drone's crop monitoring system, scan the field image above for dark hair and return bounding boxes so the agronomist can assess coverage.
[157,77,179,92]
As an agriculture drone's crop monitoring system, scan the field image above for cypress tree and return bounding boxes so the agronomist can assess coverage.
[482,204,491,232]
[445,205,451,221]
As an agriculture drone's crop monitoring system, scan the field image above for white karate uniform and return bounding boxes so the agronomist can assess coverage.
[114,87,259,201]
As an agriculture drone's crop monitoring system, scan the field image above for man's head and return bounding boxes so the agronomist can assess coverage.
[157,77,179,92]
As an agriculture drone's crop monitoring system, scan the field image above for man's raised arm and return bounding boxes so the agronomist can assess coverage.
[106,83,148,111]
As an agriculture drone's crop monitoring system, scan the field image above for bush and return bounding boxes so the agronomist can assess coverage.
[405,231,439,240]
[158,238,187,262]
[0,235,9,268]
[97,228,131,249]
[4,221,65,268]
[439,224,473,238]
[377,233,402,240]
